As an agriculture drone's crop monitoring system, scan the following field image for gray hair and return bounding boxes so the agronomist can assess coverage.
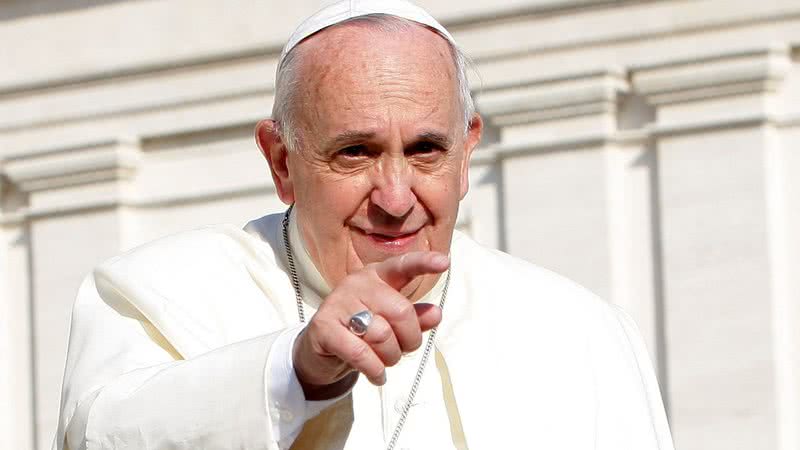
[271,14,476,151]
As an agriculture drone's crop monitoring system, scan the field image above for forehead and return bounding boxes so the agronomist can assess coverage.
[292,22,460,143]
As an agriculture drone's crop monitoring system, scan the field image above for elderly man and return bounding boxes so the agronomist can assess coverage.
[54,1,674,449]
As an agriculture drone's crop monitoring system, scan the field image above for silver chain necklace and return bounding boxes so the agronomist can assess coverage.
[281,205,450,450]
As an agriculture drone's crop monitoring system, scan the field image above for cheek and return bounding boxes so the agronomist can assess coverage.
[417,166,463,214]
[301,172,372,226]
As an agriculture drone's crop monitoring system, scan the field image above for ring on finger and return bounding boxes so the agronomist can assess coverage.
[349,310,373,337]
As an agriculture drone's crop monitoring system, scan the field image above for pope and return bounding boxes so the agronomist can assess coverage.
[53,1,675,449]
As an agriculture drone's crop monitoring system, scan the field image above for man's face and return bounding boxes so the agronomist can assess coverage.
[266,23,481,299]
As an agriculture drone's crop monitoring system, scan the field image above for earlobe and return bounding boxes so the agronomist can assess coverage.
[255,119,295,204]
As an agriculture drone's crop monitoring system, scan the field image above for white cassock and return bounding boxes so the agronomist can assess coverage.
[53,211,675,450]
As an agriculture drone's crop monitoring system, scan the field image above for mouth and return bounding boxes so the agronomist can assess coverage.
[354,227,421,251]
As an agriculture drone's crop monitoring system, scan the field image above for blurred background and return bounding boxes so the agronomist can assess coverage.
[1,0,799,449]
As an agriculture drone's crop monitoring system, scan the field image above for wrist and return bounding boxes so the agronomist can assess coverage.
[297,370,358,401]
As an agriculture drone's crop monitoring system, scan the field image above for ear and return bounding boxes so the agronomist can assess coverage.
[255,119,295,204]
[459,113,484,200]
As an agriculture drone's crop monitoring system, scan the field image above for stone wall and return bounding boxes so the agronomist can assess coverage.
[1,1,798,449]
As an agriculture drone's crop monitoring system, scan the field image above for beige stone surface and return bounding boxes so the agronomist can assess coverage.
[1,1,799,449]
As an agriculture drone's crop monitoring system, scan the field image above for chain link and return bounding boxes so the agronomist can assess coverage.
[282,204,305,323]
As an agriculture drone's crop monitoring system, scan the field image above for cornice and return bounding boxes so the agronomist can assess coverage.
[0,0,641,96]
[4,1,796,97]
[475,68,628,126]
[632,44,793,105]
[0,182,274,224]
[470,111,798,165]
[2,138,141,193]
[2,110,796,223]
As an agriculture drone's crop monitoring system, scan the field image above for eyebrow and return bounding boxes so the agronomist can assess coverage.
[415,131,453,149]
[326,131,376,150]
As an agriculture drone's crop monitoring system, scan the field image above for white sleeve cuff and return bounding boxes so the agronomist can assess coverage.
[265,323,354,449]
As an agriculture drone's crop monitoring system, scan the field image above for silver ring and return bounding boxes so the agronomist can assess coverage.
[349,310,373,337]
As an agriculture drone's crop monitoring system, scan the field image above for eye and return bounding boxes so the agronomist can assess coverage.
[336,145,370,158]
[406,141,443,156]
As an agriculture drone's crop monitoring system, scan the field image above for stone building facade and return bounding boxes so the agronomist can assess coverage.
[1,1,798,449]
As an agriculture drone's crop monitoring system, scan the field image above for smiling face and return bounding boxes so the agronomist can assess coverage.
[258,21,482,299]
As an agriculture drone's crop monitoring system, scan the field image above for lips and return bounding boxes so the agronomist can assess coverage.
[365,230,417,240]
[353,226,422,252]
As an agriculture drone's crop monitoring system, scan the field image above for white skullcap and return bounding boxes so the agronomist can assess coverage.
[279,0,455,67]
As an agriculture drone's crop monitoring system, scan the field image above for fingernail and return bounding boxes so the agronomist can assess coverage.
[372,372,387,386]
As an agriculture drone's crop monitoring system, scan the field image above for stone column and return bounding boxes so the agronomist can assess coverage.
[0,177,34,450]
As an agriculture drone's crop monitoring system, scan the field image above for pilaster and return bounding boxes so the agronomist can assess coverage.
[0,137,141,448]
[474,68,665,376]
[632,43,796,450]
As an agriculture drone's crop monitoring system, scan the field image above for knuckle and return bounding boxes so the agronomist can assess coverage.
[372,322,393,344]
[309,315,335,335]
[389,301,414,320]
[346,341,372,364]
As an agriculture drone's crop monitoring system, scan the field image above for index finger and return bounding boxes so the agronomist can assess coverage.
[372,251,450,291]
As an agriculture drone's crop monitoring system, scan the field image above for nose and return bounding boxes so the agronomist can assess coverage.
[370,158,416,219]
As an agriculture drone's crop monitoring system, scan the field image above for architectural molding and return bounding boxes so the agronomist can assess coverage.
[777,114,800,128]
[475,68,628,126]
[0,211,25,227]
[0,0,642,96]
[649,113,772,137]
[4,1,800,98]
[141,121,257,152]
[472,130,640,165]
[471,111,799,164]
[459,1,800,63]
[0,182,274,222]
[632,44,793,105]
[0,87,272,135]
[2,138,140,193]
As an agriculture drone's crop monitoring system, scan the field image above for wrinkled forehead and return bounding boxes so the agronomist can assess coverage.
[293,23,461,135]
[298,20,455,74]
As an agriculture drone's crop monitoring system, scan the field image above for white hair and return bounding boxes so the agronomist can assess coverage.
[271,14,476,151]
